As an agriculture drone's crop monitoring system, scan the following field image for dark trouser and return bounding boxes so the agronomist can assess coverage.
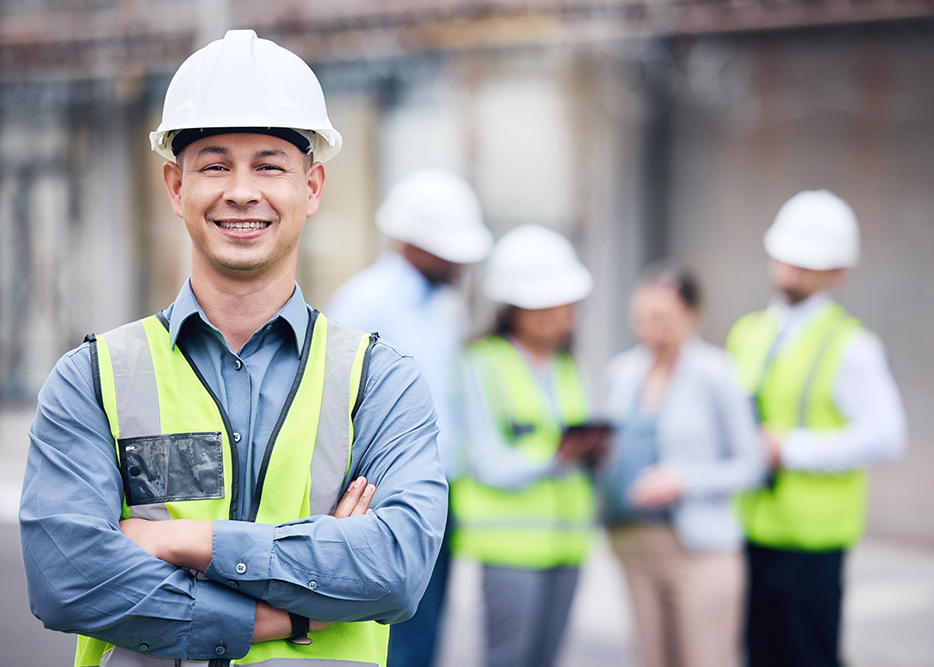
[745,542,845,667]
[482,564,580,667]
[387,532,451,667]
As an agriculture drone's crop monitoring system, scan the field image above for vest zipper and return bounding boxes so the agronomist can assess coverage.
[247,310,318,522]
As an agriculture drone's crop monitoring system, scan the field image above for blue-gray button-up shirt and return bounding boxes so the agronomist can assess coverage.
[20,281,447,661]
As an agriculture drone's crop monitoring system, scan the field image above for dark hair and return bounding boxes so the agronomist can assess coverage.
[638,262,702,311]
[492,305,519,338]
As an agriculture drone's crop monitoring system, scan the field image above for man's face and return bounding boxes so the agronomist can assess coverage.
[163,132,324,281]
[768,259,843,304]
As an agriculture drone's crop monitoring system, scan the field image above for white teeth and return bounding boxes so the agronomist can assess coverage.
[217,221,269,230]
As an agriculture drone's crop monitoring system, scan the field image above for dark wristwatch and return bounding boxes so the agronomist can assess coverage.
[288,612,313,645]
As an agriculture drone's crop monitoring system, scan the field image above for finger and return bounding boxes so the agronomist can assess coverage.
[332,477,366,519]
[349,484,376,517]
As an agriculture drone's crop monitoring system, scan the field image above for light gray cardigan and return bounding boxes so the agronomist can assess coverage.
[600,337,767,553]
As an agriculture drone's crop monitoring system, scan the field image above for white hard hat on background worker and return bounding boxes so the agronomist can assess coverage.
[150,29,342,163]
[375,168,493,264]
[763,189,860,270]
[484,224,594,309]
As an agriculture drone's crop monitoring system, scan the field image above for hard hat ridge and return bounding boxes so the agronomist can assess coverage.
[150,29,342,163]
[764,189,860,270]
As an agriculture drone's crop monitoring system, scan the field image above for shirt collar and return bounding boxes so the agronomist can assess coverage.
[165,279,310,356]
[767,291,833,334]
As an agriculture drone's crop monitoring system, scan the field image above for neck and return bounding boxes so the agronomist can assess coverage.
[651,343,681,371]
[189,260,297,353]
[510,332,556,367]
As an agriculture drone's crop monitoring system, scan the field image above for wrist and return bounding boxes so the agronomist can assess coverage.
[288,612,312,645]
[253,602,292,643]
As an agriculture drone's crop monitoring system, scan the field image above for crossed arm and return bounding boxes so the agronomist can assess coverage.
[120,478,376,643]
[22,343,447,660]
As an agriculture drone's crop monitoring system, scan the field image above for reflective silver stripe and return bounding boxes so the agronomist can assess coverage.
[99,645,376,666]
[107,320,160,439]
[103,320,168,521]
[308,318,364,516]
[239,660,377,666]
[100,646,183,665]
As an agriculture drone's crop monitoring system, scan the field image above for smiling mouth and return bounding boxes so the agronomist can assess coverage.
[215,220,270,230]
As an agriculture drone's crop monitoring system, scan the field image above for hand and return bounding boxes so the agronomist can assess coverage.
[762,429,783,470]
[332,476,376,518]
[627,465,684,508]
[255,477,377,643]
[557,428,610,465]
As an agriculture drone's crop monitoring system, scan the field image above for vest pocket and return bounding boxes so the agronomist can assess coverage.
[119,432,224,506]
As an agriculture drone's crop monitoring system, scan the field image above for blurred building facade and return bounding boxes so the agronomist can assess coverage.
[2,0,933,539]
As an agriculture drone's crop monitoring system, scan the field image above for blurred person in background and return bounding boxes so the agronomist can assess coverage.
[727,190,907,667]
[19,30,447,667]
[326,167,493,667]
[600,265,765,667]
[449,224,606,667]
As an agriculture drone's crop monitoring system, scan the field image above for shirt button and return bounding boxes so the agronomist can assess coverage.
[228,580,238,589]
[308,580,318,590]
[233,432,241,443]
[235,562,247,574]
[215,645,226,656]
[139,644,149,652]
[234,359,242,371]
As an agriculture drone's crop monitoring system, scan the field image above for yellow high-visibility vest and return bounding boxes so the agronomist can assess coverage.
[450,335,595,569]
[76,312,388,667]
[727,301,866,551]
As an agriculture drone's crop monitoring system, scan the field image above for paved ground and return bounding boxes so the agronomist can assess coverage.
[4,405,934,666]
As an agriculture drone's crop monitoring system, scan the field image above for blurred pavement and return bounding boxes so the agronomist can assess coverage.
[3,405,933,667]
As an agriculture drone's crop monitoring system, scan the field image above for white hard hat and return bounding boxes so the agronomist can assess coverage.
[150,30,342,163]
[484,224,593,309]
[375,168,493,264]
[764,190,860,270]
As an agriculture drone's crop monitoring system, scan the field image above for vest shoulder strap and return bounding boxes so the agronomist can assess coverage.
[309,314,379,515]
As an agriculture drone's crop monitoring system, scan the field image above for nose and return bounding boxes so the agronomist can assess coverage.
[224,168,261,206]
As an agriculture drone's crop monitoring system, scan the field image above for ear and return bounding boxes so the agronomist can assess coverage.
[162,161,184,219]
[305,162,327,218]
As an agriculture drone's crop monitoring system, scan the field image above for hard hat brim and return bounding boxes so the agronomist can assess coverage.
[485,267,594,309]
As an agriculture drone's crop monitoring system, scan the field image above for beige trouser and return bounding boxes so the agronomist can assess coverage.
[609,524,744,667]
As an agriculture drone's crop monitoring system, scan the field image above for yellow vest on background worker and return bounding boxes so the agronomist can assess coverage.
[727,301,866,551]
[76,312,387,667]
[450,335,594,569]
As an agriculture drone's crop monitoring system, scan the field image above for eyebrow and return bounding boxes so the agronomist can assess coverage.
[255,149,289,160]
[193,147,290,160]
[195,145,230,159]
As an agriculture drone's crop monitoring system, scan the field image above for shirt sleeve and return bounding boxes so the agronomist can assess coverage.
[204,342,448,625]
[458,356,566,491]
[19,345,255,661]
[680,359,768,499]
[781,329,908,472]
